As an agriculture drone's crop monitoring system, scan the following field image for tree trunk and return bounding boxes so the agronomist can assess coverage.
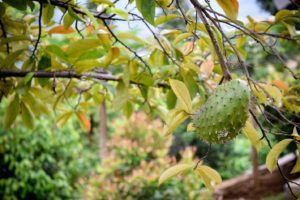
[99,101,107,159]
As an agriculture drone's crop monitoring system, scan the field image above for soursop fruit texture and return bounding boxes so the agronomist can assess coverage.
[193,79,250,143]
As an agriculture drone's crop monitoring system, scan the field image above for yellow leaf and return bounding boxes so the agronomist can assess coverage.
[20,101,34,129]
[242,119,263,152]
[216,0,239,20]
[3,95,20,128]
[266,139,293,172]
[174,32,193,46]
[48,25,75,35]
[196,165,222,190]
[66,39,102,57]
[56,111,73,127]
[252,83,282,106]
[155,14,180,26]
[164,109,189,136]
[292,127,300,142]
[169,79,193,113]
[291,144,300,174]
[159,164,193,185]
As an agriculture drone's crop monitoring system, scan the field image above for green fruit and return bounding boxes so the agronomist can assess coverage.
[193,79,250,143]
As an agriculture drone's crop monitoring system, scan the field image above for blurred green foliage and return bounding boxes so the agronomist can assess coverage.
[0,102,98,200]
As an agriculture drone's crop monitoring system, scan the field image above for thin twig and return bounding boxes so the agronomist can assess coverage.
[32,0,43,57]
[0,20,9,54]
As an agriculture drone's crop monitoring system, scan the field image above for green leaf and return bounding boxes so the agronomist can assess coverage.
[20,102,34,129]
[242,119,263,152]
[196,165,222,190]
[164,109,189,136]
[132,72,154,86]
[136,0,156,25]
[42,4,54,24]
[57,111,73,127]
[169,79,193,113]
[166,89,176,110]
[266,139,293,172]
[3,0,27,11]
[108,7,129,20]
[63,12,75,29]
[3,95,20,128]
[0,2,6,18]
[159,164,193,185]
[174,33,193,46]
[66,39,102,57]
[38,56,51,70]
[45,45,69,62]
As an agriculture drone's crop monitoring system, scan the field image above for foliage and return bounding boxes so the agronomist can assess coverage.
[0,102,97,200]
[81,113,204,200]
[0,0,299,197]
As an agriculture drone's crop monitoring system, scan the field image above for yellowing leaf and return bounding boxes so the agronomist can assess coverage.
[76,111,91,131]
[200,60,214,79]
[164,109,189,136]
[272,80,289,92]
[48,25,75,35]
[155,14,180,26]
[159,164,193,185]
[174,32,193,46]
[20,101,34,129]
[266,139,293,172]
[108,7,129,20]
[252,83,282,107]
[242,119,263,152]
[3,95,20,128]
[66,39,102,57]
[291,144,300,174]
[169,79,193,113]
[216,0,239,20]
[56,111,73,127]
[196,165,222,190]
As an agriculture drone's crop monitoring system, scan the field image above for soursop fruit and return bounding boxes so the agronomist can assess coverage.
[193,79,250,143]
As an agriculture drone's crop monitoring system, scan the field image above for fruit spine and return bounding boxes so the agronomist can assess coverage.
[193,79,250,143]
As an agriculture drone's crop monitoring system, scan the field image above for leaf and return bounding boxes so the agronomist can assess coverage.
[252,83,283,107]
[56,111,73,127]
[174,33,193,46]
[136,0,156,25]
[291,144,300,174]
[108,7,129,20]
[155,14,180,26]
[187,123,195,132]
[169,79,193,113]
[164,109,189,136]
[76,111,91,131]
[132,72,154,86]
[200,60,214,79]
[166,89,176,110]
[66,39,102,57]
[45,45,69,62]
[266,139,293,172]
[3,0,27,11]
[42,4,54,24]
[196,165,222,190]
[0,2,7,18]
[242,119,263,152]
[216,0,239,20]
[63,12,75,29]
[3,95,20,128]
[272,80,289,92]
[1,49,24,68]
[292,126,300,141]
[20,102,34,129]
[159,164,193,185]
[48,25,75,35]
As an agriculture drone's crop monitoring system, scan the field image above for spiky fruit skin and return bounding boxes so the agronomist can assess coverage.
[193,79,250,143]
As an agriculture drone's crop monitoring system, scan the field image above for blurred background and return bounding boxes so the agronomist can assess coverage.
[0,0,299,199]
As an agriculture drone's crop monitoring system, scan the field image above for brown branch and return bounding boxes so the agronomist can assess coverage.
[32,0,43,57]
[190,0,231,81]
[0,70,168,87]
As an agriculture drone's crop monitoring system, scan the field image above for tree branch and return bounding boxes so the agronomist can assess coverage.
[0,70,167,87]
[190,0,231,81]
